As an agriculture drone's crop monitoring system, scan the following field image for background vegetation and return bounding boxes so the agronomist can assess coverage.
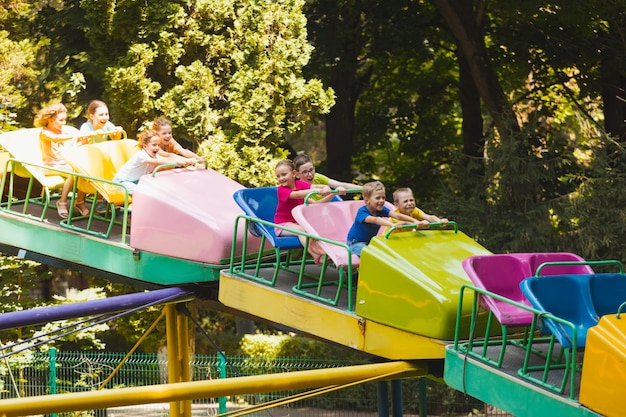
[1,0,626,410]
[1,0,624,258]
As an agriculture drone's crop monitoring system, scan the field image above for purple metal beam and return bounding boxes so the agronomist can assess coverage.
[0,287,193,331]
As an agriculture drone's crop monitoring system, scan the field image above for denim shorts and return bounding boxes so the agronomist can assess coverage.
[347,240,367,257]
[113,179,139,195]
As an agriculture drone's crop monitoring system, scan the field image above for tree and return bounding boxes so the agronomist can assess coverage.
[0,31,41,128]
[429,0,626,256]
[78,0,335,186]
[304,0,371,181]
[434,0,521,140]
[304,0,463,201]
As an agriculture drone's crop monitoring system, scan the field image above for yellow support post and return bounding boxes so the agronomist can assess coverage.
[166,303,191,417]
[177,305,192,417]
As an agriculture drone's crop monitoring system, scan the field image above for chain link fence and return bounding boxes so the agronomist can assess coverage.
[0,349,500,416]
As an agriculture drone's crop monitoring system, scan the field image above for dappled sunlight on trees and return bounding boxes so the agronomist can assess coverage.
[1,0,626,353]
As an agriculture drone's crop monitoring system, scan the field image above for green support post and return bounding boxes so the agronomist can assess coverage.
[218,354,227,414]
[419,378,427,417]
[377,381,389,417]
[391,379,402,417]
[49,347,57,417]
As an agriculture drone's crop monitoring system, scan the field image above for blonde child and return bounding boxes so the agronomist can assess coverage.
[274,159,341,264]
[346,181,427,256]
[293,154,361,201]
[35,103,89,218]
[79,100,124,143]
[391,187,449,228]
[152,117,203,163]
[113,130,190,195]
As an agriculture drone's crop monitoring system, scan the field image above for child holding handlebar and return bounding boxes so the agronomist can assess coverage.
[388,187,448,232]
[274,159,341,264]
[80,100,124,143]
[347,181,425,257]
[293,154,360,201]
[113,130,191,195]
[36,103,90,218]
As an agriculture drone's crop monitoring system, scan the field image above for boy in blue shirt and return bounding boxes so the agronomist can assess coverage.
[347,181,427,256]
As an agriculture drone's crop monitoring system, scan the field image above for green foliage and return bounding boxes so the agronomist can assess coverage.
[239,333,291,359]
[198,132,289,186]
[0,255,52,315]
[30,288,109,351]
[349,2,460,199]
[353,48,460,198]
[562,137,626,261]
[2,0,336,185]
[104,44,161,132]
[239,332,370,362]
[438,111,592,253]
[80,0,335,184]
[0,30,42,124]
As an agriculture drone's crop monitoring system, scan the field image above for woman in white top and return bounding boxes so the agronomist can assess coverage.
[79,100,124,143]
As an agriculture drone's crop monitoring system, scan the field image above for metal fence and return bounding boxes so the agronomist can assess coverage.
[0,349,496,416]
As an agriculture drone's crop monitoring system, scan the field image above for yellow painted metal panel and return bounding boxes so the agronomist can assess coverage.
[361,319,446,359]
[355,229,492,340]
[218,273,447,359]
[580,314,626,417]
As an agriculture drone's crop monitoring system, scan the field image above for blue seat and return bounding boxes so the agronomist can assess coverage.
[520,274,597,349]
[233,187,301,249]
[232,187,307,287]
[231,187,345,288]
[589,274,626,318]
[519,274,598,396]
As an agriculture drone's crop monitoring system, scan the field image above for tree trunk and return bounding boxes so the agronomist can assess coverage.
[600,28,626,142]
[325,69,357,180]
[458,48,484,158]
[434,0,520,138]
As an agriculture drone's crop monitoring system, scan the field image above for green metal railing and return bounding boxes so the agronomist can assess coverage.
[230,214,358,310]
[0,157,64,222]
[383,221,458,238]
[0,157,132,242]
[454,284,581,400]
[535,259,624,276]
[302,188,362,205]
